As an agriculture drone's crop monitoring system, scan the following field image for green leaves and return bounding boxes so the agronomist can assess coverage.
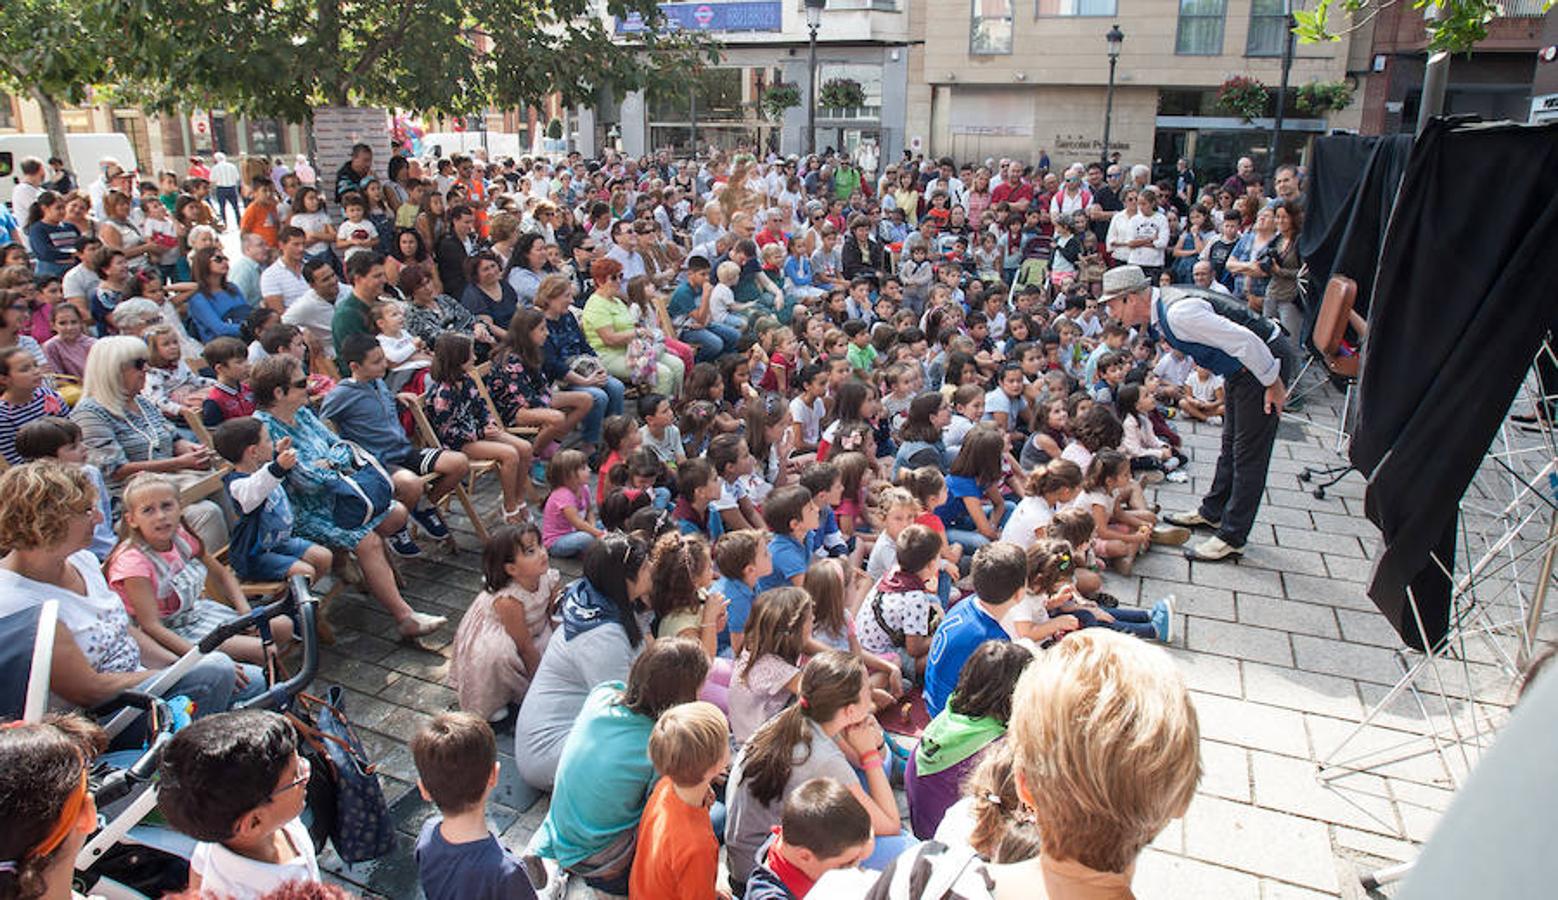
[21,0,714,123]
[1295,0,1555,54]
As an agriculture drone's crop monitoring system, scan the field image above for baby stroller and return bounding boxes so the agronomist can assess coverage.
[0,575,322,900]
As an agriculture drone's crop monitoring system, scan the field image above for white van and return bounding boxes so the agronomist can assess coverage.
[0,133,139,208]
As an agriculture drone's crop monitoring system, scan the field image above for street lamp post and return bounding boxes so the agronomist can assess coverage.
[1269,1,1296,182]
[1101,24,1124,165]
[805,0,826,157]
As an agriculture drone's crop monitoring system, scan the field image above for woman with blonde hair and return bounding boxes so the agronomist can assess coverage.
[69,336,226,550]
[869,629,1200,898]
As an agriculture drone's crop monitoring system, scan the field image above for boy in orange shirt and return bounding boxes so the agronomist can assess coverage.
[628,701,730,900]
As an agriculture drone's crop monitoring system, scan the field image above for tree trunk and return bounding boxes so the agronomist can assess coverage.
[28,87,73,176]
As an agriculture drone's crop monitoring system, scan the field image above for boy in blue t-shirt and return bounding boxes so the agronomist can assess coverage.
[412,713,539,900]
[756,485,819,592]
[711,529,773,656]
[923,541,1029,717]
[799,461,849,558]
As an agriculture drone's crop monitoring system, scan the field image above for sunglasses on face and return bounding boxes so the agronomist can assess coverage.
[291,378,309,390]
[211,255,228,263]
[129,358,149,370]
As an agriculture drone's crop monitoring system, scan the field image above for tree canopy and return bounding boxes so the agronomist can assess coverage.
[107,0,717,122]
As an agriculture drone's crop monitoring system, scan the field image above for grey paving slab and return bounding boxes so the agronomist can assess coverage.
[1237,594,1341,639]
[1188,618,1296,668]
[1180,795,1341,893]
[1191,691,1311,758]
[1241,661,1365,721]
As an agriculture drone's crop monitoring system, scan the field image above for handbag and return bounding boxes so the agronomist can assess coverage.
[624,331,662,387]
[327,440,393,530]
[286,686,395,863]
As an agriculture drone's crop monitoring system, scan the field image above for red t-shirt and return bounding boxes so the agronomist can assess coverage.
[991,181,1033,208]
[596,450,623,506]
[915,510,947,535]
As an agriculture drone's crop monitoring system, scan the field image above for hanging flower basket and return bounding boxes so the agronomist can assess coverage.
[1296,80,1354,116]
[760,83,802,121]
[1217,76,1270,123]
[819,78,866,111]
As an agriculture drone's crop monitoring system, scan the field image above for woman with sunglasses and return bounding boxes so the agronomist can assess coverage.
[186,246,252,342]
[70,336,227,551]
[250,354,445,639]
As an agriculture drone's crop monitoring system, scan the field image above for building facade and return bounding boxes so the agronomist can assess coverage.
[1357,1,1553,134]
[908,0,1362,182]
[606,0,911,163]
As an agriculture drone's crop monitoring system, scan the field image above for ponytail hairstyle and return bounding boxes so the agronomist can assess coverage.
[740,651,867,806]
[737,586,814,685]
[581,532,651,648]
[963,741,1041,863]
[1025,458,1083,498]
[1048,506,1097,549]
[647,530,711,620]
[1083,448,1131,492]
[1026,538,1078,596]
[897,465,945,511]
[0,714,107,900]
[802,558,848,638]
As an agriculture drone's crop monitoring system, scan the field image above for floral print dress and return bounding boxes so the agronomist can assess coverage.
[486,352,552,426]
[424,374,490,450]
[255,406,390,548]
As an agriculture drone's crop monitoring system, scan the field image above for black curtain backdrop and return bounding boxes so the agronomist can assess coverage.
[1298,133,1416,350]
[1349,117,1558,651]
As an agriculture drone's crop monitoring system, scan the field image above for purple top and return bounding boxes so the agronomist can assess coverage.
[905,739,999,840]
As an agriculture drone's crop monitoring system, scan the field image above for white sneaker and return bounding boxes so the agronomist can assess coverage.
[1186,536,1244,561]
[397,611,447,638]
[1207,415,1224,426]
[1165,469,1189,483]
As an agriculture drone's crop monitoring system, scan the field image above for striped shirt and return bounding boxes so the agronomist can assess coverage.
[0,386,70,464]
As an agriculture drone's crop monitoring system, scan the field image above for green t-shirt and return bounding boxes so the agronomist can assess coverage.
[331,293,372,359]
[834,166,861,200]
[579,292,637,355]
[847,341,879,373]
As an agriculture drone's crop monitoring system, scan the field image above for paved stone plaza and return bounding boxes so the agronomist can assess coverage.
[309,381,1536,900]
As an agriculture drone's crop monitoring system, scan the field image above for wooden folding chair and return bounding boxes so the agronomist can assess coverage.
[469,360,541,440]
[182,408,216,449]
[397,391,502,542]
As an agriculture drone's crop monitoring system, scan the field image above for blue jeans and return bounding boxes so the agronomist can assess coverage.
[854,760,920,871]
[1073,606,1157,640]
[945,500,1016,555]
[682,325,729,361]
[547,531,597,558]
[577,375,626,445]
[214,185,242,223]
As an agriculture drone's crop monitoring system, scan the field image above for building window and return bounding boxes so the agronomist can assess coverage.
[0,94,15,130]
[1246,0,1288,56]
[1035,0,1115,15]
[971,0,1014,55]
[1175,0,1226,56]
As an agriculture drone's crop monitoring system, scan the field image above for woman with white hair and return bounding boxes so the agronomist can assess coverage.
[868,629,1201,898]
[68,335,227,550]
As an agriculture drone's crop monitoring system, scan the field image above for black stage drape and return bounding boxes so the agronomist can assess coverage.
[1349,116,1558,650]
[1297,133,1415,349]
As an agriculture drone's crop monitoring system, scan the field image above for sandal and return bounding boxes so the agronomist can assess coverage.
[504,502,531,524]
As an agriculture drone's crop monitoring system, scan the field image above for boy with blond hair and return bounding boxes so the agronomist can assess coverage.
[628,702,731,900]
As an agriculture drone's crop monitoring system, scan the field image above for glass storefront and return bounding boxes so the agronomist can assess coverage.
[648,66,780,154]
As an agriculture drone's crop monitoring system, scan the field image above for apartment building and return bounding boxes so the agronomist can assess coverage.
[906,0,1362,181]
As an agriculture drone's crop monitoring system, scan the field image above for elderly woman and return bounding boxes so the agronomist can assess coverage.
[504,232,550,307]
[580,258,684,397]
[0,462,260,743]
[401,262,489,351]
[249,354,445,638]
[537,274,623,449]
[870,629,1200,897]
[69,336,227,552]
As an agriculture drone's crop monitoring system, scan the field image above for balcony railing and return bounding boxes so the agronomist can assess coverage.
[1500,0,1548,16]
[818,105,882,120]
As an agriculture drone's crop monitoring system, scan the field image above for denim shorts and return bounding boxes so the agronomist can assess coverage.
[235,536,317,582]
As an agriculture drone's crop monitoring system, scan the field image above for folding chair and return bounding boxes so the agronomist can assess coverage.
[1295,274,1366,499]
[398,391,503,542]
[470,360,541,440]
